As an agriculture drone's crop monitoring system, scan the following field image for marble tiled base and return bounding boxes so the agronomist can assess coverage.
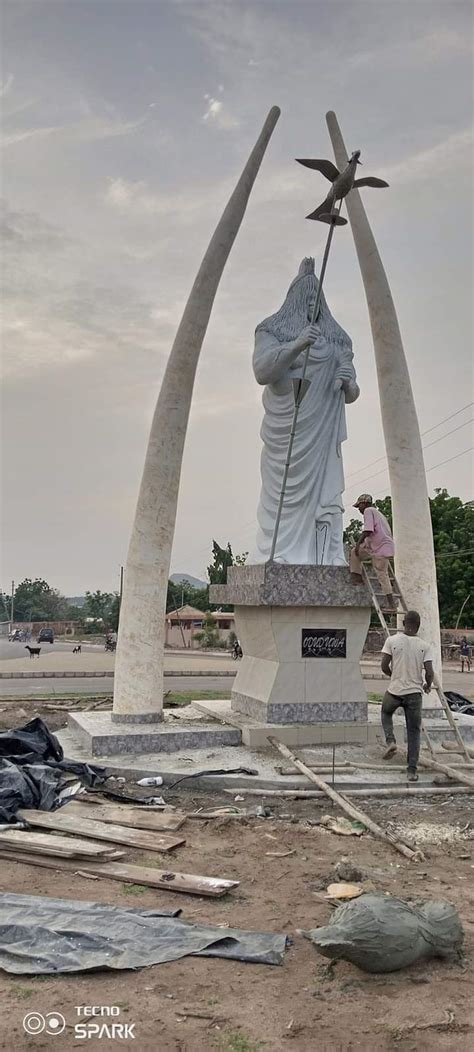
[68,711,241,757]
[231,692,367,725]
[193,700,379,749]
[210,565,372,728]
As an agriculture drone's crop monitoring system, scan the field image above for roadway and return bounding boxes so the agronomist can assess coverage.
[0,674,234,697]
[1,671,472,701]
[0,639,101,661]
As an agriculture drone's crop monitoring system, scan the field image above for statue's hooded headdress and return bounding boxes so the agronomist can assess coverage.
[256,257,351,349]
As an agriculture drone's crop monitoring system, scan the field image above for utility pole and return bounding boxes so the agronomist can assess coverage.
[118,565,124,624]
[10,580,14,629]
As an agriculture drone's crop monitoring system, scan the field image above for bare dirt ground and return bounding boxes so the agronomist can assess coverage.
[1,779,473,1052]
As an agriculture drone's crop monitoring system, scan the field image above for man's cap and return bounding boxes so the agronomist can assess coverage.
[353,493,373,508]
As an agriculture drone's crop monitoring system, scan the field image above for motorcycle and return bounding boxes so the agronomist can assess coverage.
[105,638,117,652]
[232,642,243,660]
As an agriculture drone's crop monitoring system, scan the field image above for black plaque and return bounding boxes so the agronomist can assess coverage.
[302,628,346,659]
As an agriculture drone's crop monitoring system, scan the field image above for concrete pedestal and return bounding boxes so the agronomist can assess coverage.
[210,564,372,726]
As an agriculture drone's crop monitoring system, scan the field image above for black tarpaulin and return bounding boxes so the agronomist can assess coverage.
[0,894,288,974]
[0,719,106,821]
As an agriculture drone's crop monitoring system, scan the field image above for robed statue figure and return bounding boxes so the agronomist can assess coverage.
[251,257,359,565]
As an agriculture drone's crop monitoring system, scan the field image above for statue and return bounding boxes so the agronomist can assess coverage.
[251,257,359,565]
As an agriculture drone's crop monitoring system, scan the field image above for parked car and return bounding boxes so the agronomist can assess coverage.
[37,628,54,644]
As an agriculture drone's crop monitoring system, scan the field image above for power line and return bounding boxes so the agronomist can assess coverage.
[346,418,473,493]
[423,419,473,452]
[345,401,473,484]
[425,447,473,473]
[435,549,474,559]
[370,446,474,499]
[422,403,473,437]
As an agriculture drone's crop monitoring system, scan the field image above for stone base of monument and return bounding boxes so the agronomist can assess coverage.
[192,698,379,748]
[209,563,373,740]
[67,711,242,757]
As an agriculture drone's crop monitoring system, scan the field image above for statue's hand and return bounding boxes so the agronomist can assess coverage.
[293,323,322,353]
[334,362,355,392]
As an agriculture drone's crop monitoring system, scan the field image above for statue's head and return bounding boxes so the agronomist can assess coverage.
[257,257,351,349]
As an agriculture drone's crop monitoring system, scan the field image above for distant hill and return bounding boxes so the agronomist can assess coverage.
[170,573,207,590]
[66,596,86,608]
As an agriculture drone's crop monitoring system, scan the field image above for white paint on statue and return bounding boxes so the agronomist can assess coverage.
[252,258,359,565]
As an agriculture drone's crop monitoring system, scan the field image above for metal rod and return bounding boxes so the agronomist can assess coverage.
[118,565,124,625]
[269,201,343,562]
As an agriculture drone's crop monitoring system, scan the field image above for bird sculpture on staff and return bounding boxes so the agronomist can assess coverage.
[296,150,389,225]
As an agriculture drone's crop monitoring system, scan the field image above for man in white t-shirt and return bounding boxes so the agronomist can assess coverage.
[380,610,434,781]
[350,493,397,610]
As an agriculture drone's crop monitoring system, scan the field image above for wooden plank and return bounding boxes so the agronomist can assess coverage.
[417,754,474,787]
[0,830,124,860]
[278,761,474,774]
[276,765,356,775]
[223,785,473,798]
[63,802,186,832]
[267,737,422,862]
[0,852,239,897]
[17,809,185,853]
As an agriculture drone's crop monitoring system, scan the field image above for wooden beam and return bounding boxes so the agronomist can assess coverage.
[63,802,186,832]
[0,852,239,897]
[223,785,473,798]
[17,810,185,853]
[0,830,123,860]
[417,754,474,787]
[267,737,422,861]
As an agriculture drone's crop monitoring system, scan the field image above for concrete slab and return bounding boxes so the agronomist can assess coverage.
[365,702,474,742]
[56,727,443,792]
[192,699,379,748]
[193,697,474,747]
[68,708,242,757]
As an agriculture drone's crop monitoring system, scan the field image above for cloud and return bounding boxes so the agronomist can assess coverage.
[1,124,62,147]
[0,73,14,97]
[1,112,148,150]
[201,93,240,129]
[104,172,235,221]
[382,128,473,185]
[0,201,173,380]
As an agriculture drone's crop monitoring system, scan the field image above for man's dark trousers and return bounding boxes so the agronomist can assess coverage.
[381,691,423,772]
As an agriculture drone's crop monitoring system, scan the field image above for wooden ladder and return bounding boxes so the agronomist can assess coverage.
[362,562,473,764]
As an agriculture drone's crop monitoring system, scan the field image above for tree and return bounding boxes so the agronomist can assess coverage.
[430,489,474,627]
[207,541,234,585]
[234,551,249,566]
[83,590,116,627]
[206,541,248,613]
[343,490,474,626]
[11,579,69,622]
[166,579,209,614]
[193,610,222,649]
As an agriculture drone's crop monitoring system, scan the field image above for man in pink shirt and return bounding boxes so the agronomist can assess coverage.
[350,493,396,609]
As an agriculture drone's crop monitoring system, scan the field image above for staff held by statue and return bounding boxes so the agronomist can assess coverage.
[269,149,389,562]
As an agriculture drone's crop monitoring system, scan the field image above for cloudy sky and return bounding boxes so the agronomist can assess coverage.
[1,0,473,595]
